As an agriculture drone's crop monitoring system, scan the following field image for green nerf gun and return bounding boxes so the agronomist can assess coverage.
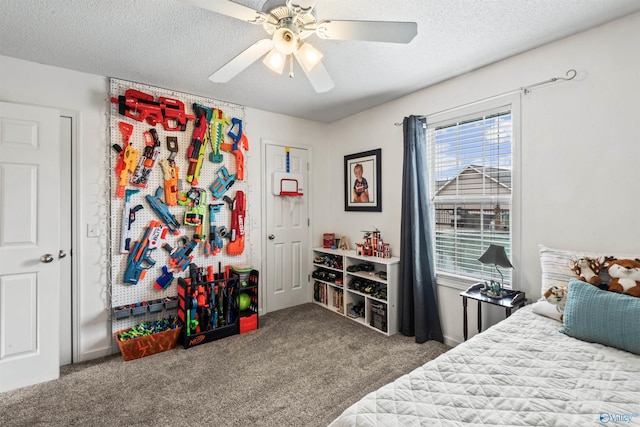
[182,187,207,241]
[209,108,230,163]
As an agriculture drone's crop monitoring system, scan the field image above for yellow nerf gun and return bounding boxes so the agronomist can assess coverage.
[113,122,138,199]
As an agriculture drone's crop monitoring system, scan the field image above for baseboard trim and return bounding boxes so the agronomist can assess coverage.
[76,346,113,363]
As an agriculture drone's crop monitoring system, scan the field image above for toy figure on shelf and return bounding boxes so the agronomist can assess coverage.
[357,229,391,258]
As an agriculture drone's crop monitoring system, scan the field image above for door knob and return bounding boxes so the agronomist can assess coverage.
[268,234,275,240]
[40,254,54,263]
[59,250,67,259]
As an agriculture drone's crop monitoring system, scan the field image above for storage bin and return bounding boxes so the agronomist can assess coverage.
[240,313,258,334]
[114,305,131,320]
[148,299,164,313]
[115,326,182,361]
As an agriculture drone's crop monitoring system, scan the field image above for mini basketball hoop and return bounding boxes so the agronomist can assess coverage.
[273,172,304,197]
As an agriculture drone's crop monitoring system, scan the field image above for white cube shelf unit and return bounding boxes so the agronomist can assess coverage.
[312,247,400,336]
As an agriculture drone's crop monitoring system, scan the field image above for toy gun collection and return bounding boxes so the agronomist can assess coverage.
[112,88,253,305]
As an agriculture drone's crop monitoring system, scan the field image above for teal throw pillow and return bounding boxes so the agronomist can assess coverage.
[561,279,640,355]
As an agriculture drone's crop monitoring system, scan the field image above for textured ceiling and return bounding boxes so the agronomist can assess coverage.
[1,0,640,123]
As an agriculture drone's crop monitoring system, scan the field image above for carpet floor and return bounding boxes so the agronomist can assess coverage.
[0,303,449,427]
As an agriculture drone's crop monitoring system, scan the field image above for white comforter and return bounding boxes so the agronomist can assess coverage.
[329,306,640,426]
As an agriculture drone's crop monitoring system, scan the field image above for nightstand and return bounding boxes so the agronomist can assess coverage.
[460,283,525,341]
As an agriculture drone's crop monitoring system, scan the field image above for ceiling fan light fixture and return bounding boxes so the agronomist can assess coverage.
[295,42,323,72]
[263,48,286,74]
[272,27,297,55]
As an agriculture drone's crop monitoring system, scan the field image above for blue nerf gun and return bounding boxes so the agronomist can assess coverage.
[209,165,236,200]
[146,186,181,235]
[205,203,224,256]
[123,220,167,285]
[154,265,174,291]
[163,237,198,272]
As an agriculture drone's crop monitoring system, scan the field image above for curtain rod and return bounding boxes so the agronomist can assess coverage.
[394,69,577,126]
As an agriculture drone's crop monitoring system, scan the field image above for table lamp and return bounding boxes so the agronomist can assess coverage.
[478,244,513,298]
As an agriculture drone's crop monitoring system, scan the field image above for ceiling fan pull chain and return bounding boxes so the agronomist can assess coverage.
[288,54,294,78]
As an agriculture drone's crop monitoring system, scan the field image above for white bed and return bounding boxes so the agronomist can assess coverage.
[329,303,640,426]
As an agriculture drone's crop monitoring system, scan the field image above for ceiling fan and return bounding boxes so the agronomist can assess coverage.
[183,0,417,92]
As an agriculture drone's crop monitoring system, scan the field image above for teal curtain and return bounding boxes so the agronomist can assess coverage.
[399,115,443,343]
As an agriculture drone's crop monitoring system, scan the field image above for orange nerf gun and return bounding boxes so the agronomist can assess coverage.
[220,118,249,181]
[159,136,180,206]
[112,122,138,199]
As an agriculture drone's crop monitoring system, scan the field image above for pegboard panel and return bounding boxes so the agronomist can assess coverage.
[109,78,251,334]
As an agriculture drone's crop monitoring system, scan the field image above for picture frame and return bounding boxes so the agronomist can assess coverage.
[344,148,381,212]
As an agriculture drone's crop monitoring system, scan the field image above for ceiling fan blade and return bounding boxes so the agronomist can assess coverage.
[209,39,274,83]
[183,0,272,24]
[295,56,334,93]
[316,20,417,43]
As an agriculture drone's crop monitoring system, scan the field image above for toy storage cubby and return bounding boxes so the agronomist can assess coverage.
[235,269,259,334]
[312,248,400,336]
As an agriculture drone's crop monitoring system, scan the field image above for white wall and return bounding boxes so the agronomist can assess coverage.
[323,12,640,346]
[0,55,328,361]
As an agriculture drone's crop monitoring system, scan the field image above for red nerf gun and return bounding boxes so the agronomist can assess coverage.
[110,88,195,131]
[225,190,246,256]
[220,118,249,181]
[186,104,209,186]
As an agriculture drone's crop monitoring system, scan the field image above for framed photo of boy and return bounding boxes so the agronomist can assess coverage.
[344,148,381,212]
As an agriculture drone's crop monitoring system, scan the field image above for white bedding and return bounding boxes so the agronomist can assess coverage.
[329,306,640,426]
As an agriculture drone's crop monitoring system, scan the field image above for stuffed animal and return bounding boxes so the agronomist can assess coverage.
[544,285,568,319]
[604,258,640,298]
[571,257,603,286]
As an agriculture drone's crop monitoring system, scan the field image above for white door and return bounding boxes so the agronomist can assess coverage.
[0,102,61,392]
[264,143,309,312]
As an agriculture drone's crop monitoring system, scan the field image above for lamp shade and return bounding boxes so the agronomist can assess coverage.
[478,244,513,268]
[262,48,286,74]
[295,42,323,72]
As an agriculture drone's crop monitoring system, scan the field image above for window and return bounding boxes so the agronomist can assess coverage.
[427,103,514,286]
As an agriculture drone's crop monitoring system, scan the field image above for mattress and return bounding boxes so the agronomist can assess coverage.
[329,305,640,426]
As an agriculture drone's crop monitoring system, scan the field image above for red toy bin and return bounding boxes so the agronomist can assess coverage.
[240,313,258,334]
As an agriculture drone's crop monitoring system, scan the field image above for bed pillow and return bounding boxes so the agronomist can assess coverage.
[538,245,639,295]
[560,279,640,355]
[531,299,563,321]
[538,245,593,295]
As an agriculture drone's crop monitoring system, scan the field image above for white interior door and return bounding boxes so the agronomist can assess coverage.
[264,143,309,312]
[0,102,61,392]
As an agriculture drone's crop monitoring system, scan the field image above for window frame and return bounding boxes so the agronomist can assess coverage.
[426,94,521,289]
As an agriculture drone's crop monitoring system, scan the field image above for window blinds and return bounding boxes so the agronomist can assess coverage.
[428,108,513,284]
